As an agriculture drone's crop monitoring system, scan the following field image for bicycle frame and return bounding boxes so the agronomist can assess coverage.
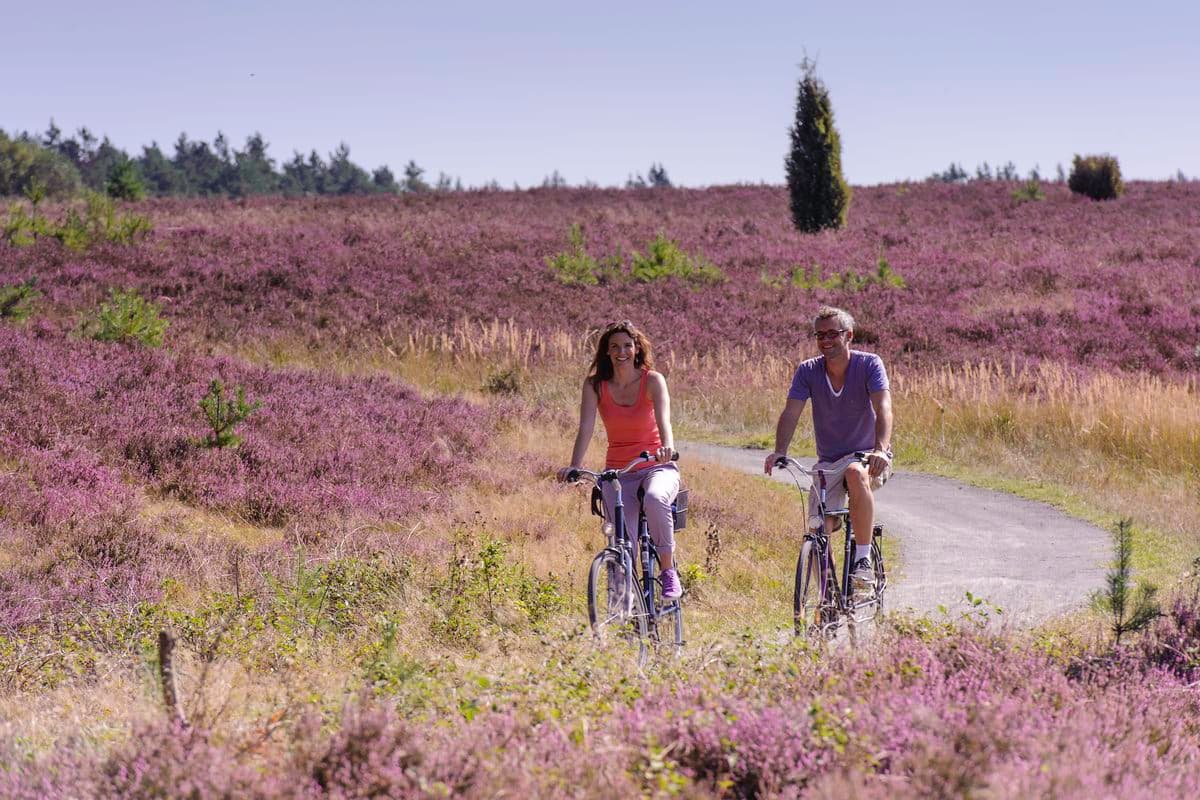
[775,453,884,637]
[570,452,684,651]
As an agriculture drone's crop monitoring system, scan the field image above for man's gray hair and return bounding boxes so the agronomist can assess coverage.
[813,306,855,332]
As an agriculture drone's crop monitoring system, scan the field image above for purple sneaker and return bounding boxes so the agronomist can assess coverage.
[660,568,682,599]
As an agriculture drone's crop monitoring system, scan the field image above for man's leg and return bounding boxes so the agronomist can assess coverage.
[845,463,874,547]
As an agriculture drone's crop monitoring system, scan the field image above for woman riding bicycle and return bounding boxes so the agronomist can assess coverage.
[556,320,683,598]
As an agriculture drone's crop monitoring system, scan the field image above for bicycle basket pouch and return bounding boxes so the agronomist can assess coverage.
[590,486,605,518]
[672,489,689,530]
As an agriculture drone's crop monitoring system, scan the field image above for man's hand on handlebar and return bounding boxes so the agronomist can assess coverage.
[866,449,892,479]
[556,466,581,483]
[764,452,788,475]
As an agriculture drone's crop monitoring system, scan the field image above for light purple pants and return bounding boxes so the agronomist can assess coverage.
[600,463,681,554]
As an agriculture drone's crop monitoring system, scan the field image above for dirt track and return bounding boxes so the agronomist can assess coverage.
[682,441,1110,623]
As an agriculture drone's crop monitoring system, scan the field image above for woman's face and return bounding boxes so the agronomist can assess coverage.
[606,332,637,367]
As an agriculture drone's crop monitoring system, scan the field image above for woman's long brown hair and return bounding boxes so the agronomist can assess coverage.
[587,320,654,392]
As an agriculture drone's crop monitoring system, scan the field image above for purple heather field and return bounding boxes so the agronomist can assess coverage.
[3,182,1200,797]
[2,181,1198,372]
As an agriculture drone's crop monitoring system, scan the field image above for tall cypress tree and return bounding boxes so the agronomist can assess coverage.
[785,59,851,232]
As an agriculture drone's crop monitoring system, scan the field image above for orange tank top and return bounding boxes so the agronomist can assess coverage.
[598,370,661,471]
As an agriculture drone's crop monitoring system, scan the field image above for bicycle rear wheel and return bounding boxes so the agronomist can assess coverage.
[793,539,824,637]
[587,550,648,660]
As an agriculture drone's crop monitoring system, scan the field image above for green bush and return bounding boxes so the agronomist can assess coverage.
[1068,154,1124,201]
[1011,179,1045,203]
[105,159,146,201]
[432,534,565,647]
[85,287,169,346]
[762,254,905,292]
[546,223,600,285]
[0,131,82,199]
[0,277,40,321]
[2,191,152,251]
[198,378,262,448]
[630,233,724,285]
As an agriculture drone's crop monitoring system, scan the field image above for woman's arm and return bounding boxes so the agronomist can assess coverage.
[648,371,675,461]
[559,379,599,480]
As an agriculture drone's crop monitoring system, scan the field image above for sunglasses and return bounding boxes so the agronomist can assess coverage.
[813,329,847,341]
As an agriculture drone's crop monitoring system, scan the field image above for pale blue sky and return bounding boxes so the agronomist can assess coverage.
[4,0,1197,186]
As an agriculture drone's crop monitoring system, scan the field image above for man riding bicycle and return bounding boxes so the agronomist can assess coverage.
[764,306,894,596]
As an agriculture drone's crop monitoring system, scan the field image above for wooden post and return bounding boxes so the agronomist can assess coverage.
[158,630,187,726]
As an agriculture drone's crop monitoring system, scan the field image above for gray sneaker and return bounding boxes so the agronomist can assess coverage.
[851,558,876,597]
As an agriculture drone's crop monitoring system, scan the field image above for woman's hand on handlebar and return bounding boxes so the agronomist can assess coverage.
[654,445,676,464]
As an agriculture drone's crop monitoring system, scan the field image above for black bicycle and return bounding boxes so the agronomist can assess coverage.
[772,453,886,639]
[567,452,686,662]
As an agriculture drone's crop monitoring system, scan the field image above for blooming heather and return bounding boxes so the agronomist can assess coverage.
[3,182,1198,373]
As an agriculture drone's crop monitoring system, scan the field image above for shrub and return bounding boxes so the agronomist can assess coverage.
[482,365,523,396]
[197,378,261,448]
[0,277,39,321]
[630,233,724,285]
[1,191,151,250]
[105,158,146,201]
[1068,154,1124,200]
[1011,179,1045,203]
[785,57,851,232]
[85,287,169,346]
[545,223,600,285]
[0,130,82,199]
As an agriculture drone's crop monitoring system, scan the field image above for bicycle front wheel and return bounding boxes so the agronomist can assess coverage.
[587,550,648,659]
[871,537,886,612]
[793,539,824,637]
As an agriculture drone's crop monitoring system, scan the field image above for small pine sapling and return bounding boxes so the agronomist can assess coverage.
[1093,518,1161,646]
[198,378,262,449]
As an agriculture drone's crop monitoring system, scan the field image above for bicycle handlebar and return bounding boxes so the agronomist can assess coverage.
[773,451,870,479]
[566,449,679,484]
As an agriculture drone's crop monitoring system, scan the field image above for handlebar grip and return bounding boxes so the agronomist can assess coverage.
[773,455,789,467]
[567,469,581,482]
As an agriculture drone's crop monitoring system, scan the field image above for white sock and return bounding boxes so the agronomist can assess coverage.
[855,544,872,564]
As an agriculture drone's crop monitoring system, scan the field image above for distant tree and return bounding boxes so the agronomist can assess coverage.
[785,57,850,232]
[1068,154,1124,200]
[542,169,567,188]
[372,165,400,193]
[0,129,82,198]
[625,172,647,189]
[402,160,429,192]
[434,171,455,191]
[1028,164,1042,181]
[929,162,968,183]
[172,134,235,195]
[234,132,279,195]
[1174,168,1188,182]
[996,161,1018,181]
[281,150,327,195]
[138,142,186,196]
[105,156,146,200]
[325,143,372,195]
[1056,163,1066,183]
[647,162,671,187]
[975,162,992,181]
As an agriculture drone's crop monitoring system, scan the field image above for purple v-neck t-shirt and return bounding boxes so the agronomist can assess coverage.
[786,350,889,462]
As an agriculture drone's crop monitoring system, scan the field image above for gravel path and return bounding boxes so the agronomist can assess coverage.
[682,441,1110,623]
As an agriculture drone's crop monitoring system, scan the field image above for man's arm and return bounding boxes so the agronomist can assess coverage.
[868,388,893,478]
[765,398,806,474]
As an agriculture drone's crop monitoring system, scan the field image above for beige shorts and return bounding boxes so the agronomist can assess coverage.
[806,453,891,531]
